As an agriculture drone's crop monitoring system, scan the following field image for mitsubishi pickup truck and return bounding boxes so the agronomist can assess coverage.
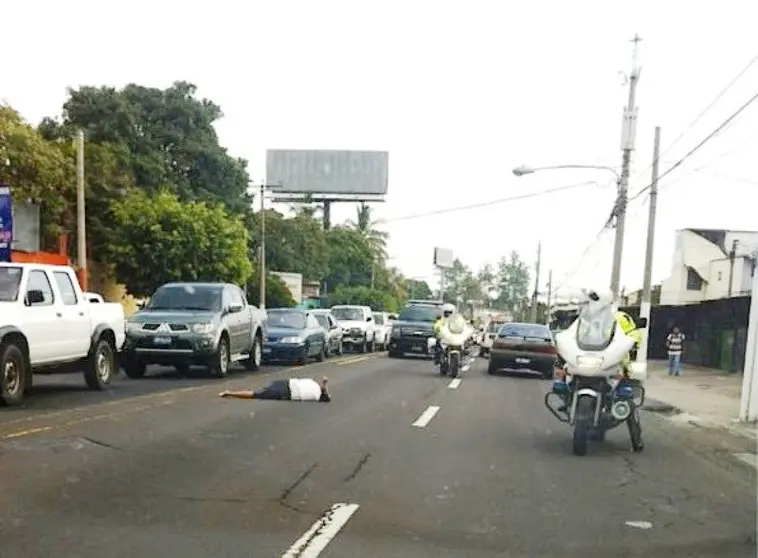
[0,263,126,406]
[121,282,268,378]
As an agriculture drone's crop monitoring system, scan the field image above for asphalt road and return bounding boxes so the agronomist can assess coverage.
[0,353,755,557]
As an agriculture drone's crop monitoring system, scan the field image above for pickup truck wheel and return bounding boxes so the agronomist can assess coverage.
[124,360,146,379]
[211,337,230,377]
[84,338,116,390]
[367,338,375,353]
[336,340,343,356]
[244,335,262,371]
[0,342,27,407]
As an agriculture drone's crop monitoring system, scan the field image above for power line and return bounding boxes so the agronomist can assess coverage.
[554,224,611,292]
[630,91,758,202]
[379,180,599,224]
[632,52,758,182]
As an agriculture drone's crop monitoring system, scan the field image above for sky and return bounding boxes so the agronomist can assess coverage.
[3,0,757,300]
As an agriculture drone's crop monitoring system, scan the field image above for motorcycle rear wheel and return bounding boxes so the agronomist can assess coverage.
[449,353,460,378]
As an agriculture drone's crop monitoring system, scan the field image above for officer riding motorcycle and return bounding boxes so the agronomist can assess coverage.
[433,303,455,364]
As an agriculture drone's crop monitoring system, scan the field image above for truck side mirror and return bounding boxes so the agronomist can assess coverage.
[25,289,45,305]
[637,317,648,328]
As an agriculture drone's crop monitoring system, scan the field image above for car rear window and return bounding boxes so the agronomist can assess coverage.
[498,323,552,340]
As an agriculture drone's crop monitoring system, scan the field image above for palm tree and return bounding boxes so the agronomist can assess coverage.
[348,202,388,261]
[289,193,322,219]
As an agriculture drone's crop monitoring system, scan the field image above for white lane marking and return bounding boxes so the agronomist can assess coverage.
[447,378,462,389]
[412,405,440,428]
[625,520,653,529]
[282,503,360,558]
[733,453,757,470]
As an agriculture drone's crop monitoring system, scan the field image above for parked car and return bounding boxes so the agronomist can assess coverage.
[331,305,376,353]
[372,311,392,351]
[311,309,343,356]
[480,319,507,357]
[122,282,267,378]
[0,263,126,406]
[264,308,327,364]
[487,322,558,378]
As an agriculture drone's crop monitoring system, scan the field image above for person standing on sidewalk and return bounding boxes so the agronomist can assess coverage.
[666,326,686,376]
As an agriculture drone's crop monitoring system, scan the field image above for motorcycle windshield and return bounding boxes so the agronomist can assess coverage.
[576,302,616,351]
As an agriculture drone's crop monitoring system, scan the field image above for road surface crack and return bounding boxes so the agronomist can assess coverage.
[279,463,317,514]
[80,436,121,450]
[344,452,371,483]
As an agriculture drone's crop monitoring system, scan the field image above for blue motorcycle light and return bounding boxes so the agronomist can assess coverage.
[552,381,569,394]
[615,384,635,399]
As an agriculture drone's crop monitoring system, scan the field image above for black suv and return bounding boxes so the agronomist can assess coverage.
[388,303,441,358]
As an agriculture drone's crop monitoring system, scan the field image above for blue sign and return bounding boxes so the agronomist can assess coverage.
[0,184,13,262]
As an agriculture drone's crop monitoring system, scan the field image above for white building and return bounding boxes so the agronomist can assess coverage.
[660,229,757,306]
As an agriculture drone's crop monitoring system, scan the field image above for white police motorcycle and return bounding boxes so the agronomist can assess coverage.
[427,313,475,378]
[546,288,647,456]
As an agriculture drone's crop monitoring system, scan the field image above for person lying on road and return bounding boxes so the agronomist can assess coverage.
[219,376,331,402]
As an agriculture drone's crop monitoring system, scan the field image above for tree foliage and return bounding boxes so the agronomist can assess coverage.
[246,270,296,309]
[104,190,252,297]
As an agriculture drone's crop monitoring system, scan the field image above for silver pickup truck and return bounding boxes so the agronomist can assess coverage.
[121,282,267,378]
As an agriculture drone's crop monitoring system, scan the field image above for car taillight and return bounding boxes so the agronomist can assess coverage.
[534,345,557,354]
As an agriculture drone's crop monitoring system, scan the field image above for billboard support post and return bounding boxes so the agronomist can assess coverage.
[256,179,283,309]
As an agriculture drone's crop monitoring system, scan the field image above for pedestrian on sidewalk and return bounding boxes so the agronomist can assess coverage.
[666,326,686,376]
[218,376,331,402]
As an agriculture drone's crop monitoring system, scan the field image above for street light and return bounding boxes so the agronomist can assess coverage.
[512,163,624,297]
[512,164,621,182]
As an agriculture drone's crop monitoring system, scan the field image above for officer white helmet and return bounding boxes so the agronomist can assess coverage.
[581,286,614,306]
[441,303,455,317]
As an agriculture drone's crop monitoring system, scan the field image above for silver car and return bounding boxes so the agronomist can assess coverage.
[311,310,344,357]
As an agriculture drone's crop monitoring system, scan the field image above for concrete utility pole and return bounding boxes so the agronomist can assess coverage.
[530,240,542,323]
[637,126,660,363]
[739,267,758,421]
[76,130,88,291]
[610,35,642,298]
[257,180,282,309]
[545,269,553,326]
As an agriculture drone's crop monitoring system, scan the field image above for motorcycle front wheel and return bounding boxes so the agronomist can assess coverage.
[627,407,644,452]
[449,352,460,378]
[573,396,595,456]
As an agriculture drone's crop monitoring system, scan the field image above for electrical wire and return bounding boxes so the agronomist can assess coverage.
[629,91,758,202]
[378,180,599,224]
[632,51,758,183]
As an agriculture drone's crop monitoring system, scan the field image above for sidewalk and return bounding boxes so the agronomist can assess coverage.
[643,360,757,440]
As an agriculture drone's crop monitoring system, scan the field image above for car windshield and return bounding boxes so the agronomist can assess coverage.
[146,285,222,311]
[332,307,364,321]
[268,310,306,329]
[0,266,22,302]
[487,321,505,333]
[398,305,438,323]
[499,323,551,340]
[314,314,329,328]
[373,313,385,324]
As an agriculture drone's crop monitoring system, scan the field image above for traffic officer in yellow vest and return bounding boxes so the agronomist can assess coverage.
[432,303,456,363]
[615,310,642,375]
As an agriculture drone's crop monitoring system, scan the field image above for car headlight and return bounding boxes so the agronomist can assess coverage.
[280,336,304,344]
[192,323,216,334]
[577,354,604,368]
[125,321,142,333]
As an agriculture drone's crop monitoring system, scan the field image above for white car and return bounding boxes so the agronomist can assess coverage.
[0,263,126,406]
[372,311,393,351]
[480,320,506,357]
[331,305,377,353]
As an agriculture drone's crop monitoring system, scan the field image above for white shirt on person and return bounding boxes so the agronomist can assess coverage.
[288,378,323,401]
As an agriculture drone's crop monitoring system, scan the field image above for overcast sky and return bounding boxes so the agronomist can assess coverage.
[4,0,757,298]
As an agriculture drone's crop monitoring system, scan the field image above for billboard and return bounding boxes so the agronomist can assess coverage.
[266,149,389,198]
[433,247,454,269]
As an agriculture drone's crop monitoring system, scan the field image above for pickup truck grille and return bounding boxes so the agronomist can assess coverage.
[141,323,189,332]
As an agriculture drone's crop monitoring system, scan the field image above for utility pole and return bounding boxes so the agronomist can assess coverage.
[545,269,553,326]
[530,240,542,323]
[637,126,660,363]
[257,180,281,309]
[610,35,642,298]
[739,264,758,421]
[76,130,88,291]
[728,239,739,297]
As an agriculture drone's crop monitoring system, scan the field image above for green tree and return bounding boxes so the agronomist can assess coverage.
[348,202,388,260]
[0,105,72,242]
[40,81,253,214]
[246,270,296,308]
[327,285,398,312]
[406,278,433,300]
[495,251,531,317]
[324,226,375,289]
[104,190,252,297]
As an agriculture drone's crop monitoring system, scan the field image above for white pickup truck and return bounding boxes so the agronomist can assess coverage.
[0,263,126,406]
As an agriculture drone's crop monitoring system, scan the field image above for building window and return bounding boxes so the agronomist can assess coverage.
[717,271,722,281]
[686,268,703,291]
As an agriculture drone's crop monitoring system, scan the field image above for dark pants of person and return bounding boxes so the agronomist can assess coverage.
[254,380,291,400]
